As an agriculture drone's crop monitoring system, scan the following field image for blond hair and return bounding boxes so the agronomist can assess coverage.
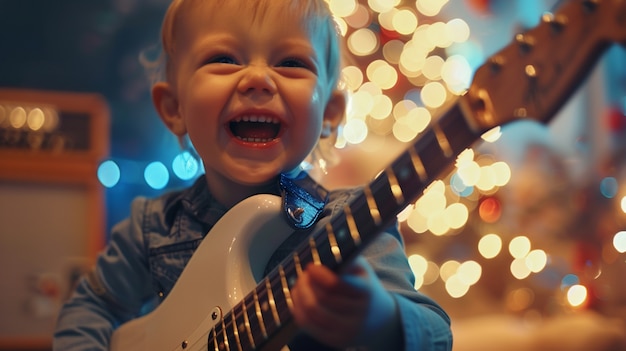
[144,0,342,93]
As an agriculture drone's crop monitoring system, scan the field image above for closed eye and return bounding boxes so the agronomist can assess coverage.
[206,55,238,65]
[278,58,311,70]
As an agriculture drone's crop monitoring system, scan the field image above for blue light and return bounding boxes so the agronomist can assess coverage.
[172,151,199,180]
[450,173,473,197]
[404,89,422,106]
[600,177,618,198]
[144,162,169,190]
[98,160,120,188]
[560,274,579,291]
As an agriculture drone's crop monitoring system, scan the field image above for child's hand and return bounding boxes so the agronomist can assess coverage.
[290,256,401,349]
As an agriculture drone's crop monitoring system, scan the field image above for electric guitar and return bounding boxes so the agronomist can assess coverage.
[110,1,626,350]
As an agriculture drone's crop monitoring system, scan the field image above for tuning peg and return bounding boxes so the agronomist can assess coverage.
[541,12,568,34]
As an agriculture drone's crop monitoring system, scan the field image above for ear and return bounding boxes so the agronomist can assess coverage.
[321,89,346,138]
[152,81,186,136]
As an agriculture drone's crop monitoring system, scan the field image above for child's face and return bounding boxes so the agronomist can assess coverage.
[156,1,342,187]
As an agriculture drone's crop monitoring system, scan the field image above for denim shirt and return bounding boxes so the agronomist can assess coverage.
[53,175,452,351]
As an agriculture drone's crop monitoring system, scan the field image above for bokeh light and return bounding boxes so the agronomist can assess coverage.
[98,160,121,188]
[144,161,169,190]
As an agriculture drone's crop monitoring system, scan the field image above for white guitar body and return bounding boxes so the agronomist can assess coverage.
[110,194,293,351]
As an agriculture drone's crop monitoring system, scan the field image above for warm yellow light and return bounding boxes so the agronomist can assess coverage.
[621,196,626,213]
[412,25,436,51]
[421,81,447,108]
[445,275,469,298]
[392,9,418,35]
[424,261,440,285]
[525,249,547,273]
[407,207,429,233]
[408,254,428,276]
[329,0,357,17]
[509,236,531,259]
[393,118,419,142]
[441,55,472,94]
[342,66,364,92]
[445,203,468,229]
[368,0,400,13]
[440,260,460,282]
[475,165,496,192]
[368,61,398,90]
[416,181,446,217]
[457,161,480,186]
[342,118,368,144]
[27,108,45,131]
[415,0,449,16]
[399,41,427,74]
[446,18,470,43]
[370,94,393,120]
[344,4,371,29]
[422,55,444,80]
[567,285,588,307]
[359,81,383,97]
[348,90,375,118]
[405,106,430,134]
[334,17,349,36]
[510,257,531,280]
[492,161,512,186]
[9,106,27,129]
[478,233,502,259]
[426,21,453,48]
[377,8,398,31]
[457,260,482,286]
[348,28,379,56]
[382,40,404,64]
[613,231,626,253]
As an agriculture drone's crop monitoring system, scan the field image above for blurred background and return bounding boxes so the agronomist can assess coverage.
[0,0,625,350]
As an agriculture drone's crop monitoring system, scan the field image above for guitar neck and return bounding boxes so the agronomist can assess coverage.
[208,103,482,350]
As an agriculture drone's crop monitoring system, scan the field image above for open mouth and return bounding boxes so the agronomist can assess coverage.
[229,115,282,143]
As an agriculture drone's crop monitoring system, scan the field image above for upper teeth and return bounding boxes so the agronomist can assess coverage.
[233,115,280,124]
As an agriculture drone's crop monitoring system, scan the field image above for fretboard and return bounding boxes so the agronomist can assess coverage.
[206,102,482,351]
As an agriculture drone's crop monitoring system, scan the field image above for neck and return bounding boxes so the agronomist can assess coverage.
[203,172,279,208]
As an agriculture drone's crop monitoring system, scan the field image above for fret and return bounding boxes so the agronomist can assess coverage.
[389,152,426,209]
[293,252,303,276]
[332,225,356,260]
[231,317,242,351]
[255,285,277,339]
[252,289,268,339]
[278,265,294,311]
[363,185,382,226]
[268,272,292,323]
[264,278,281,328]
[326,223,342,264]
[385,167,404,205]
[233,302,254,351]
[211,321,229,351]
[240,297,256,349]
[407,147,428,183]
[208,327,219,351]
[221,315,232,351]
[343,205,362,246]
[309,237,321,265]
[432,123,453,158]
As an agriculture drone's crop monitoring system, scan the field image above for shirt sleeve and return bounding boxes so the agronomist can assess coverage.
[53,197,156,351]
[362,227,453,351]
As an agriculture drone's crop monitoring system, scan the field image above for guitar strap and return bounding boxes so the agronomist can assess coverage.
[279,171,329,230]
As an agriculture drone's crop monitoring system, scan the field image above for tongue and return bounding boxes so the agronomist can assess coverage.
[232,122,277,140]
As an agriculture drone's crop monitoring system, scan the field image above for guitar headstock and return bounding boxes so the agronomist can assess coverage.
[460,0,626,132]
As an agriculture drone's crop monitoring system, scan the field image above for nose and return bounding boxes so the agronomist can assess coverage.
[237,65,278,95]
